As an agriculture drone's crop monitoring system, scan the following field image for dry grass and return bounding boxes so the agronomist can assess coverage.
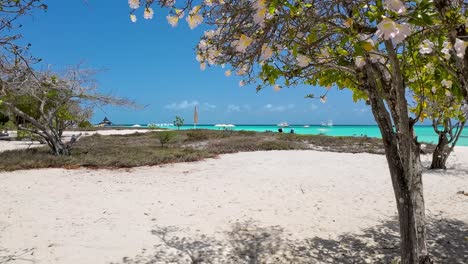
[0,130,388,171]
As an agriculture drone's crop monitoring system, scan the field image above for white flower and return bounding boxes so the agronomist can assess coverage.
[454,38,467,58]
[206,47,221,65]
[186,6,203,29]
[144,7,154,19]
[200,62,206,71]
[425,62,435,75]
[431,87,436,94]
[232,34,254,53]
[187,14,203,29]
[195,54,203,62]
[130,14,137,23]
[441,41,452,60]
[236,64,249,75]
[167,15,179,27]
[128,0,140,9]
[224,70,232,77]
[445,90,452,97]
[384,0,407,14]
[252,0,267,27]
[198,40,208,50]
[204,30,216,39]
[260,44,273,61]
[392,23,411,44]
[273,85,281,91]
[355,56,366,68]
[441,79,452,89]
[376,18,411,44]
[419,39,434,54]
[296,54,311,67]
[239,80,245,87]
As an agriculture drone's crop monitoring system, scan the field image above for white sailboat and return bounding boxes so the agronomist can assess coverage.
[321,120,333,127]
[277,122,289,127]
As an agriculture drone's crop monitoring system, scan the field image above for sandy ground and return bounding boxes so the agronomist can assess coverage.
[0,129,152,152]
[0,148,467,263]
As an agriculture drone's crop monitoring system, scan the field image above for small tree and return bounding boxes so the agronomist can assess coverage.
[0,66,132,155]
[0,1,47,70]
[156,131,176,147]
[173,116,184,130]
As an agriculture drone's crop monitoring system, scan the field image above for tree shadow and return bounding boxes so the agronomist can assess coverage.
[0,247,35,264]
[112,217,467,264]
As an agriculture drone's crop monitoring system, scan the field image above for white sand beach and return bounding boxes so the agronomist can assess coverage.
[0,146,467,263]
[0,129,152,152]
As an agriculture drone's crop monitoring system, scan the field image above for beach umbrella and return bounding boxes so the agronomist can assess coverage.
[194,105,198,129]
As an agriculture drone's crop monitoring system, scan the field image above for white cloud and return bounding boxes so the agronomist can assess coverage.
[165,100,199,110]
[264,103,295,112]
[203,103,216,109]
[165,100,216,111]
[227,104,250,112]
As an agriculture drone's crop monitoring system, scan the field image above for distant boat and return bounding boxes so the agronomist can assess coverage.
[304,125,310,128]
[214,124,235,127]
[321,120,333,127]
[132,124,142,127]
[277,122,289,127]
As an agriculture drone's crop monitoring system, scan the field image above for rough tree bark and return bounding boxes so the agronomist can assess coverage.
[362,56,432,264]
[432,133,449,169]
[1,100,71,155]
[431,120,466,169]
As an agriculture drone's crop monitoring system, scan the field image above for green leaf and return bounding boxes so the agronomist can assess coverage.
[337,47,349,56]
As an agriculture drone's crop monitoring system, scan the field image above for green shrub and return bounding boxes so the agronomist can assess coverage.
[0,120,16,130]
[156,131,176,147]
[186,130,209,141]
[147,123,158,129]
[78,120,93,128]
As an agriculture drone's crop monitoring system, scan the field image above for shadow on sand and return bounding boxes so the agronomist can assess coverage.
[112,217,467,264]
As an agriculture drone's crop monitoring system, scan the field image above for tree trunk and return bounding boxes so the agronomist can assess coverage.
[431,134,449,169]
[364,62,432,264]
[48,132,70,156]
[385,141,432,264]
[372,107,432,264]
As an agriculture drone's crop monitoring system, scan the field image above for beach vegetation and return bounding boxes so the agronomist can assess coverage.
[130,0,468,262]
[0,67,133,156]
[155,131,176,147]
[0,130,388,171]
[173,116,184,130]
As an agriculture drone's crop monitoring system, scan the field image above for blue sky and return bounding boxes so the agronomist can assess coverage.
[18,0,375,125]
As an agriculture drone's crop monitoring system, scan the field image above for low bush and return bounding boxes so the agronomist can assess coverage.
[0,129,391,171]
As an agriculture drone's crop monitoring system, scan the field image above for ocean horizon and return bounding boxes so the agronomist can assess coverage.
[113,124,468,146]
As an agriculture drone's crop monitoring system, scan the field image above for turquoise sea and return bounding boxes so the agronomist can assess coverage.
[120,124,468,146]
